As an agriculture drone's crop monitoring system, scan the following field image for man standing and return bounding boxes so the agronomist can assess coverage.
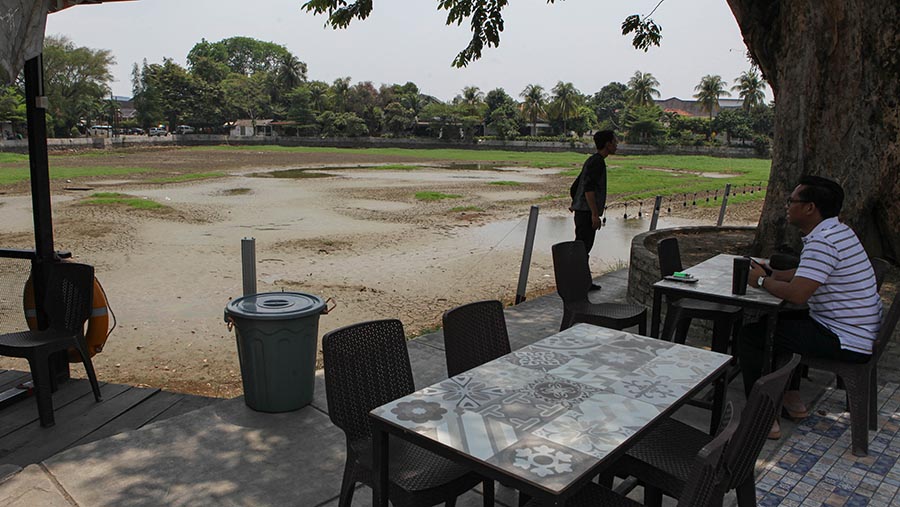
[740,175,882,438]
[570,130,616,291]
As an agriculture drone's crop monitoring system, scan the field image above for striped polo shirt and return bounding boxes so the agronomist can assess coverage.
[796,217,883,354]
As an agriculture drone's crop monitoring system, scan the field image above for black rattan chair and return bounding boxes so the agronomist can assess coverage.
[872,257,889,292]
[801,296,900,456]
[322,319,491,507]
[615,353,800,507]
[551,241,647,333]
[524,413,736,507]
[657,237,743,353]
[442,300,512,377]
[0,262,102,427]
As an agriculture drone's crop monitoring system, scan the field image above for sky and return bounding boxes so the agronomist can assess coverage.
[45,0,768,103]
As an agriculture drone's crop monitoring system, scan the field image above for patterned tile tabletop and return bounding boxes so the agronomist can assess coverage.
[654,253,784,306]
[371,324,731,495]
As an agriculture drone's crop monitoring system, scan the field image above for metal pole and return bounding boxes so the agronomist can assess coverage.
[515,206,540,305]
[649,195,663,231]
[24,55,53,264]
[241,237,257,296]
[716,184,732,227]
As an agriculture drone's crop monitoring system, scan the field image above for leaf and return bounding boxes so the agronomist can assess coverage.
[621,15,662,52]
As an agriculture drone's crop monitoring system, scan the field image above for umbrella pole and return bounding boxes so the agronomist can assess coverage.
[24,54,69,381]
[24,54,54,267]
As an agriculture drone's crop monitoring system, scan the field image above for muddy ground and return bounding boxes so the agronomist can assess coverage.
[0,147,762,397]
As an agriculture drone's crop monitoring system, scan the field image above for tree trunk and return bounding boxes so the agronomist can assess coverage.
[727,0,900,260]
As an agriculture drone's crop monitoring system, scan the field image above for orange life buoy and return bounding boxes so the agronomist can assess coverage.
[23,271,110,362]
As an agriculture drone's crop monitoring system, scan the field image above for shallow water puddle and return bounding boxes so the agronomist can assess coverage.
[462,214,709,265]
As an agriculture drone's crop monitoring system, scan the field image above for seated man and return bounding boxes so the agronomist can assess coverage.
[739,175,883,438]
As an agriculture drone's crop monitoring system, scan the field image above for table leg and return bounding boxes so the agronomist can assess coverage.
[762,310,778,374]
[650,288,662,339]
[373,424,389,507]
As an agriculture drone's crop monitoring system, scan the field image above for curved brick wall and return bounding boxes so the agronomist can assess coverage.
[627,226,757,308]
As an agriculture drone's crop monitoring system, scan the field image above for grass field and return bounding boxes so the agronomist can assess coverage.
[0,146,771,207]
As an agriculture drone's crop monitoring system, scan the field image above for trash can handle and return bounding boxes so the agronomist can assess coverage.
[226,315,235,332]
[323,297,336,315]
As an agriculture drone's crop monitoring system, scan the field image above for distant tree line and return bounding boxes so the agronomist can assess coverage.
[0,36,773,151]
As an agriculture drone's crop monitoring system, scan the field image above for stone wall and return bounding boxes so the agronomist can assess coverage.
[628,226,757,308]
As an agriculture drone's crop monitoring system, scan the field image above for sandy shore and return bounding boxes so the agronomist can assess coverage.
[0,148,761,397]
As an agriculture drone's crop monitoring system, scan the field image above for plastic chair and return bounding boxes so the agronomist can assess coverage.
[0,262,102,427]
[614,353,801,507]
[551,241,647,333]
[322,319,491,507]
[523,413,736,507]
[442,300,512,377]
[657,237,743,354]
[871,257,889,292]
[801,295,900,456]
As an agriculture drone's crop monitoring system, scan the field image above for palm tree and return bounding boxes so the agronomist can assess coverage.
[732,69,766,110]
[694,74,732,120]
[276,54,307,92]
[551,81,579,134]
[519,84,546,136]
[308,81,330,112]
[460,86,484,106]
[330,76,351,113]
[626,71,660,106]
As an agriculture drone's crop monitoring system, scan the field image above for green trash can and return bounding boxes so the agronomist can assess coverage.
[225,292,326,412]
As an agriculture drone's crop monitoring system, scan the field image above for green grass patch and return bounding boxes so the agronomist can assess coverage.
[0,153,28,164]
[557,154,770,202]
[361,164,421,170]
[489,181,521,186]
[83,192,165,209]
[539,194,566,201]
[221,187,252,196]
[450,206,484,212]
[416,191,462,201]
[189,145,589,168]
[252,169,333,179]
[0,166,156,185]
[149,171,224,183]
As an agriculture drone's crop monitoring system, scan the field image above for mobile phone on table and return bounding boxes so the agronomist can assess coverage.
[745,256,773,276]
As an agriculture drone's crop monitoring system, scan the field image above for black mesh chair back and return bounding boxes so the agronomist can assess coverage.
[552,241,592,303]
[871,295,900,366]
[657,237,684,277]
[323,319,414,443]
[44,262,94,333]
[723,353,800,492]
[0,261,101,427]
[323,319,489,507]
[524,416,735,507]
[675,418,735,507]
[551,240,648,333]
[442,300,512,377]
[871,257,890,292]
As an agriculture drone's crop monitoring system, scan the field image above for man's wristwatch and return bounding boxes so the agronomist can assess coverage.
[757,275,767,288]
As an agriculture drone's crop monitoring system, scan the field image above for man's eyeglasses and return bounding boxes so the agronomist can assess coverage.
[786,198,811,206]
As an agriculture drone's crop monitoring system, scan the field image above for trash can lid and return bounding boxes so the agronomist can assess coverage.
[226,292,326,320]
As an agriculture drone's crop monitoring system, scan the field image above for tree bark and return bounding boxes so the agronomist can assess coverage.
[727,0,900,260]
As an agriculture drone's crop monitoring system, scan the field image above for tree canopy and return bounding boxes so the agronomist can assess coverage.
[301,0,900,258]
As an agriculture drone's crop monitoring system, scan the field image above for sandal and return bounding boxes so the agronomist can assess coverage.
[768,419,781,440]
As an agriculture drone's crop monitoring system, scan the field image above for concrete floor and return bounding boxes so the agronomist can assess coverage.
[0,269,864,506]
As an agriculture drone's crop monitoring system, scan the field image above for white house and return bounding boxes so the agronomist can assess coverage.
[226,119,274,137]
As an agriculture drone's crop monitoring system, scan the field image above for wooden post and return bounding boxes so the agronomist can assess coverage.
[515,206,540,304]
[717,184,732,227]
[649,196,663,231]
